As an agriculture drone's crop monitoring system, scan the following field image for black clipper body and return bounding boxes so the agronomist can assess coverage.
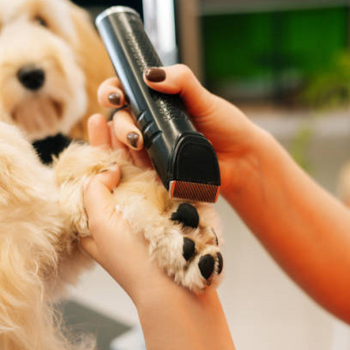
[96,6,221,203]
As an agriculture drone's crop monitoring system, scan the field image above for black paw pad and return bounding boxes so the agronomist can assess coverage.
[210,228,219,246]
[183,237,195,261]
[216,252,223,275]
[199,254,215,280]
[171,203,199,228]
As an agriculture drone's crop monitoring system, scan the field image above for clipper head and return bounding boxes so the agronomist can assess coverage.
[169,181,220,203]
[168,133,221,203]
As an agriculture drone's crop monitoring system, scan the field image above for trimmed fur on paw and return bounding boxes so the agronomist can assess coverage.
[0,120,224,350]
[55,143,224,293]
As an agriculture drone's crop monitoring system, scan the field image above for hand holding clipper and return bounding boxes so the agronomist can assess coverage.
[96,6,221,203]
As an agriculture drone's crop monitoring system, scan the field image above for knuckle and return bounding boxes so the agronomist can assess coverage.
[177,64,193,79]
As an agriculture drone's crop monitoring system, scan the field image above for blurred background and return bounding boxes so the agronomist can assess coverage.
[64,1,350,349]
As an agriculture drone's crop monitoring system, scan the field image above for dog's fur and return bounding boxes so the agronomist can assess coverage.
[0,120,223,350]
[0,0,113,142]
[0,1,223,349]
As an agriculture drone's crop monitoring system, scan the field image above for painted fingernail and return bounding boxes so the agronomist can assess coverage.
[145,67,166,82]
[108,92,121,106]
[127,132,139,149]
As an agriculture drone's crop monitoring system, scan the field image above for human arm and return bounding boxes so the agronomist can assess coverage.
[81,114,236,350]
[227,130,350,323]
[98,65,350,323]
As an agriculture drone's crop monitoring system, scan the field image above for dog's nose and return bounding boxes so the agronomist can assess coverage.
[17,66,45,91]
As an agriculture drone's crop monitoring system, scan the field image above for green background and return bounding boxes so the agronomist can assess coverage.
[202,6,349,100]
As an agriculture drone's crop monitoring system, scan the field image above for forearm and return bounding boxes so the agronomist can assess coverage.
[225,130,350,322]
[134,285,235,350]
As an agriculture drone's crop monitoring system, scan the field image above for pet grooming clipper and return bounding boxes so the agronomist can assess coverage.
[96,6,221,203]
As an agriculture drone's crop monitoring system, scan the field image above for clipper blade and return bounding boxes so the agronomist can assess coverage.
[169,181,220,203]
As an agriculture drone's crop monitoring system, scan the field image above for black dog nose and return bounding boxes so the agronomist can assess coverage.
[17,66,45,91]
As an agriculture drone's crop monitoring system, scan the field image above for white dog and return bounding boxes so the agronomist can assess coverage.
[0,0,113,143]
[0,121,223,350]
[0,1,223,349]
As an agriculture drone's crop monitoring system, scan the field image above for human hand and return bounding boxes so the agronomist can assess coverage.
[96,64,267,198]
[81,115,174,303]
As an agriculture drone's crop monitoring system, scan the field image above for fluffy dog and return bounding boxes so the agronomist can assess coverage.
[0,1,224,349]
[0,120,223,350]
[0,0,113,144]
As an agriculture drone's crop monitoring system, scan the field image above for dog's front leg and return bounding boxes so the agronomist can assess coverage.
[54,142,225,293]
[0,122,81,350]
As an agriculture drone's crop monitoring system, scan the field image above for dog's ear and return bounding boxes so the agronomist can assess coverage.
[67,3,114,141]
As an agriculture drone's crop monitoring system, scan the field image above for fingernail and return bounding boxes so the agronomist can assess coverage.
[127,132,139,149]
[108,92,121,106]
[145,67,166,82]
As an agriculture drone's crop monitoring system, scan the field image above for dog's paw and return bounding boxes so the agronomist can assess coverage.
[54,143,123,237]
[54,142,224,292]
[148,202,223,293]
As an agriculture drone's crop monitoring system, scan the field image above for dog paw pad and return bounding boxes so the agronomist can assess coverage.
[216,252,223,275]
[183,237,196,261]
[198,254,215,280]
[210,227,219,246]
[171,203,199,228]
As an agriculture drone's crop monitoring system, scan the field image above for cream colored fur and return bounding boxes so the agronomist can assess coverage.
[0,120,223,350]
[0,0,113,142]
[55,144,223,292]
[0,1,223,349]
[0,122,93,350]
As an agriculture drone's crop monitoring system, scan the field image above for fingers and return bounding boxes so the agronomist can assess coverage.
[97,77,147,153]
[90,101,149,167]
[109,110,151,168]
[98,65,216,165]
[129,148,153,169]
[144,64,217,118]
[107,120,127,152]
[88,114,111,149]
[84,166,121,227]
[113,109,143,151]
[98,77,125,108]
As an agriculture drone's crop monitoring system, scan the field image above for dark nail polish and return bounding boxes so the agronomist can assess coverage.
[127,132,139,149]
[145,67,166,82]
[108,92,121,106]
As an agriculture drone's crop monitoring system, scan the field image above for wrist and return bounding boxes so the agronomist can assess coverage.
[129,268,182,307]
[134,286,235,350]
[134,282,219,320]
[112,255,180,306]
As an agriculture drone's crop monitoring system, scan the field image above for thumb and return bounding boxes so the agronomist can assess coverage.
[84,165,121,222]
